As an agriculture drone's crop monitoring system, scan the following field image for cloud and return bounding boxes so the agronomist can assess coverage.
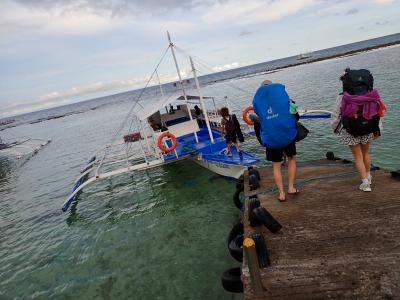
[373,0,395,4]
[13,0,213,16]
[308,0,396,17]
[0,0,122,40]
[202,0,318,25]
[239,30,255,37]
[1,70,189,117]
[3,0,396,41]
[345,8,359,15]
[4,0,316,33]
[212,62,240,72]
[375,20,390,25]
[0,0,211,42]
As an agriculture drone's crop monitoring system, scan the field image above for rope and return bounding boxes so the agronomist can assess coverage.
[246,170,358,198]
[109,45,171,145]
[97,45,171,173]
[174,45,255,97]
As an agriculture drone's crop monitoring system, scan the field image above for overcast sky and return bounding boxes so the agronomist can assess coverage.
[0,0,399,117]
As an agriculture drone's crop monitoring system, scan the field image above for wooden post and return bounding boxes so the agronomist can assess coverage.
[243,237,265,294]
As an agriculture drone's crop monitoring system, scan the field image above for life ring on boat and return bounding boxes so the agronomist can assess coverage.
[157,132,177,153]
[242,105,254,125]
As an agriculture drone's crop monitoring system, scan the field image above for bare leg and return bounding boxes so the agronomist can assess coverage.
[360,143,371,173]
[272,162,285,201]
[227,143,233,156]
[287,155,297,193]
[349,144,367,179]
[234,143,240,153]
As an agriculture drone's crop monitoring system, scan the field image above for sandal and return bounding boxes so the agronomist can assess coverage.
[288,188,300,195]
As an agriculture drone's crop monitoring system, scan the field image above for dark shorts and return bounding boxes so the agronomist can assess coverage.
[266,140,297,162]
[225,130,237,144]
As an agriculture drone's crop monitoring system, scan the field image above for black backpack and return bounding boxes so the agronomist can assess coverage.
[223,116,235,132]
[341,68,373,95]
[340,68,379,137]
[341,109,380,137]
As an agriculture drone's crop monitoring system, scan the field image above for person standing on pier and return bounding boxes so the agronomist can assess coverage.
[331,68,386,192]
[252,80,299,202]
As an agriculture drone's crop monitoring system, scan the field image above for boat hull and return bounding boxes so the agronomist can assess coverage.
[192,156,247,179]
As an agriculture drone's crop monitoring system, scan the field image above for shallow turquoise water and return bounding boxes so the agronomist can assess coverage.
[0,45,399,300]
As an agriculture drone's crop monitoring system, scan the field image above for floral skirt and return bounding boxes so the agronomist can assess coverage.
[340,130,374,146]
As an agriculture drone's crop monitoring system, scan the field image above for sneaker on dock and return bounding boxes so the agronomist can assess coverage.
[359,182,372,192]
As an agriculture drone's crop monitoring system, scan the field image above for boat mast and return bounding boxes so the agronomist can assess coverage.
[190,56,214,143]
[167,31,199,143]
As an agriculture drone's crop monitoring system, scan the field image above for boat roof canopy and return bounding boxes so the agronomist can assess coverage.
[136,94,214,121]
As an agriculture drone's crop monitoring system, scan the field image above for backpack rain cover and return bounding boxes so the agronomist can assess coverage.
[252,83,297,149]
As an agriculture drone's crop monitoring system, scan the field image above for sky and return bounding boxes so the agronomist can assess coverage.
[0,0,399,118]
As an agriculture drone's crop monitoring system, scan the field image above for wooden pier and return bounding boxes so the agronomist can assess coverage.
[241,158,400,299]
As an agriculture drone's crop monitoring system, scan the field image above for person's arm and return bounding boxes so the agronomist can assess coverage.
[331,95,342,134]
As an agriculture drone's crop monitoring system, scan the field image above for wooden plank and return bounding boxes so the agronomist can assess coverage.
[242,159,400,299]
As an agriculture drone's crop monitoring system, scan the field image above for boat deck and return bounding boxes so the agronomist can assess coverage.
[163,126,258,166]
[241,158,400,299]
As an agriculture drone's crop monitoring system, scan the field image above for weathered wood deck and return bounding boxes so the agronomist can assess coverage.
[242,159,400,299]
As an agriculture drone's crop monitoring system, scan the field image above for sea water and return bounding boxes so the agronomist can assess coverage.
[0,45,399,299]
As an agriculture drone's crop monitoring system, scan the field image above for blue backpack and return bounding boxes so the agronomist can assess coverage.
[252,83,297,149]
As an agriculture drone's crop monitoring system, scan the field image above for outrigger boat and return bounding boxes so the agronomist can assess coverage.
[61,32,332,212]
[0,135,51,159]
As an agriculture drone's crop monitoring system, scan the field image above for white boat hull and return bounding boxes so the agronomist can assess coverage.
[192,156,247,179]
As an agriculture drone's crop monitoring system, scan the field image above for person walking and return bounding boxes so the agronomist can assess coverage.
[252,80,299,202]
[331,68,386,192]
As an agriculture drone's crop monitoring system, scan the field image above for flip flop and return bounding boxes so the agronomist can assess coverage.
[278,196,286,202]
[288,189,300,195]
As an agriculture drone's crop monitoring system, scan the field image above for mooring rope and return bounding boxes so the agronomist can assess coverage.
[247,170,358,198]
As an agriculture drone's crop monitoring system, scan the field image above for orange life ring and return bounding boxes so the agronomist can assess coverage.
[243,105,254,125]
[157,132,177,153]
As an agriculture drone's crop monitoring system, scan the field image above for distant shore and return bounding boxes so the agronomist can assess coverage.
[264,40,400,72]
[211,39,400,83]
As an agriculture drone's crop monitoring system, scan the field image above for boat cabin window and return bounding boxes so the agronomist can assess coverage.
[148,103,200,137]
[161,104,191,127]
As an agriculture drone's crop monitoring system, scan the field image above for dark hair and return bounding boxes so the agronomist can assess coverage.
[220,107,229,117]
